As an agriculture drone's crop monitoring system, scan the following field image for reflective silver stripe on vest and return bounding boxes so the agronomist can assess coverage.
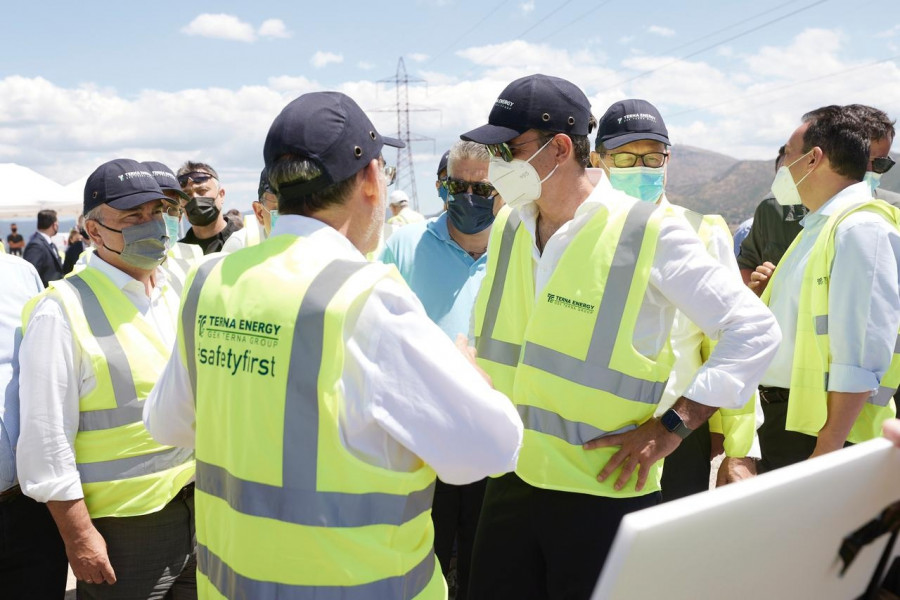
[195,259,435,590]
[182,256,227,400]
[682,209,703,233]
[199,541,435,600]
[67,276,142,432]
[871,386,896,407]
[164,256,192,295]
[78,446,194,484]
[475,210,523,367]
[815,315,828,335]
[521,201,667,404]
[894,334,900,355]
[517,404,637,445]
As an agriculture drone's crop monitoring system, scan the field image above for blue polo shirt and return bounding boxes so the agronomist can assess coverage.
[380,212,487,340]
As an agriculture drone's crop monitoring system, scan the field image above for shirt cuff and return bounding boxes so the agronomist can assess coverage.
[20,472,84,503]
[827,363,879,394]
[681,366,747,409]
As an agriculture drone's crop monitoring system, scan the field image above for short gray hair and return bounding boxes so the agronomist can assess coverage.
[448,141,490,169]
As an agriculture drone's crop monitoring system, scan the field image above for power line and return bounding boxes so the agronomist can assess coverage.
[666,53,900,118]
[515,0,577,40]
[426,0,511,66]
[534,0,613,44]
[598,0,831,92]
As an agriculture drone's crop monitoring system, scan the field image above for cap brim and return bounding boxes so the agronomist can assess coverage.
[106,190,169,211]
[382,135,405,149]
[602,132,671,150]
[460,123,525,145]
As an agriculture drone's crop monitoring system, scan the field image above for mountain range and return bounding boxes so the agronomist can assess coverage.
[665,146,900,226]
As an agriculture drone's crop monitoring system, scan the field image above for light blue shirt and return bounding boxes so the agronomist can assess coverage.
[0,255,44,492]
[761,182,900,393]
[733,217,753,259]
[380,213,487,340]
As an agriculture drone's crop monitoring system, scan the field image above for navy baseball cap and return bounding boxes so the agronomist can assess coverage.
[263,92,404,197]
[257,168,273,199]
[461,74,594,145]
[142,161,189,202]
[437,150,450,178]
[84,159,166,214]
[596,99,670,151]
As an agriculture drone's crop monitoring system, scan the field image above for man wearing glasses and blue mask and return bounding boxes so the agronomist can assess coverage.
[17,158,197,597]
[380,140,503,599]
[590,99,762,500]
[463,74,780,599]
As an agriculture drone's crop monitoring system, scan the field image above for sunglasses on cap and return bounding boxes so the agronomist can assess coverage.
[486,136,547,163]
[871,156,896,175]
[442,177,497,197]
[177,171,217,187]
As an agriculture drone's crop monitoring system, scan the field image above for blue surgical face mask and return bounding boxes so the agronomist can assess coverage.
[447,192,496,234]
[438,180,449,203]
[607,165,666,203]
[162,213,180,248]
[864,171,882,195]
[259,204,279,236]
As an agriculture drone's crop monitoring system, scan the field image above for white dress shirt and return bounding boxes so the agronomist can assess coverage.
[17,257,177,503]
[514,170,781,410]
[144,214,523,486]
[761,182,900,392]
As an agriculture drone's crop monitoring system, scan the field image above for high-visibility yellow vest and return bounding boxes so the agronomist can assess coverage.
[22,266,194,518]
[179,234,443,600]
[474,200,674,498]
[669,206,757,458]
[160,242,204,295]
[242,215,264,247]
[762,198,899,442]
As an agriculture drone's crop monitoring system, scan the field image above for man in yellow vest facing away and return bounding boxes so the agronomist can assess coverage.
[17,158,197,598]
[751,105,900,471]
[462,74,781,599]
[221,168,279,253]
[590,99,761,499]
[144,91,523,600]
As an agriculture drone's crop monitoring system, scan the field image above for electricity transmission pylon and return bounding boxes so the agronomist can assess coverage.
[373,57,439,212]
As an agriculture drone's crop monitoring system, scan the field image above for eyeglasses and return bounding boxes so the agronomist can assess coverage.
[871,156,896,175]
[487,136,547,163]
[383,164,397,186]
[443,177,497,197]
[164,205,183,218]
[176,171,217,187]
[605,152,669,169]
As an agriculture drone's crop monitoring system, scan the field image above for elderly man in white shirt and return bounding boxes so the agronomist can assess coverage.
[751,105,900,471]
[18,159,197,599]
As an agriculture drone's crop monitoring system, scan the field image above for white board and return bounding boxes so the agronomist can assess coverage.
[593,438,900,600]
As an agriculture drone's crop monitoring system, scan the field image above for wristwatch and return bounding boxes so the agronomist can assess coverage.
[660,408,693,439]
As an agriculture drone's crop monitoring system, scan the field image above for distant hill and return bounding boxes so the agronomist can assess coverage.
[665,145,900,226]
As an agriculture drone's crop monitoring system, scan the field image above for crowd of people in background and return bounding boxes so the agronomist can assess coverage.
[0,72,899,600]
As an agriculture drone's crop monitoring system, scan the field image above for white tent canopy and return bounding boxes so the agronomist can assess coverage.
[0,163,83,218]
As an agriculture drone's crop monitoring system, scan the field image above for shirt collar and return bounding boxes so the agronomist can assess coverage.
[89,253,169,294]
[38,230,53,244]
[800,181,872,227]
[269,213,365,260]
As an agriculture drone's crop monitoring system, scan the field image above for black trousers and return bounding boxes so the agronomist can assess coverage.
[758,400,818,473]
[431,478,486,600]
[78,486,197,600]
[660,420,712,502]
[0,490,68,599]
[467,473,660,600]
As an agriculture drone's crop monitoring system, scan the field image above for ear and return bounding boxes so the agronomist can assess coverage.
[84,217,105,247]
[217,186,226,201]
[809,146,824,169]
[359,159,381,208]
[251,201,265,226]
[552,133,574,164]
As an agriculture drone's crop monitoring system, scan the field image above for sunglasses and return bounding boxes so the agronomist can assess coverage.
[443,177,496,197]
[871,156,896,175]
[177,171,217,187]
[383,164,397,186]
[604,152,669,169]
[486,136,547,163]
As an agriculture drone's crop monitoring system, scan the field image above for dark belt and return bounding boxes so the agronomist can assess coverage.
[759,386,791,404]
[0,484,22,505]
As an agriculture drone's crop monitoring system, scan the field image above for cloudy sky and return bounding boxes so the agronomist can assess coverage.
[2,0,898,215]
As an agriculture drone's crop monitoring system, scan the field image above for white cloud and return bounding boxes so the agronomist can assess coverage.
[876,25,900,39]
[258,19,291,39]
[408,53,430,63]
[619,35,635,44]
[647,25,675,37]
[357,61,376,70]
[181,14,257,43]
[310,51,344,68]
[520,1,535,14]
